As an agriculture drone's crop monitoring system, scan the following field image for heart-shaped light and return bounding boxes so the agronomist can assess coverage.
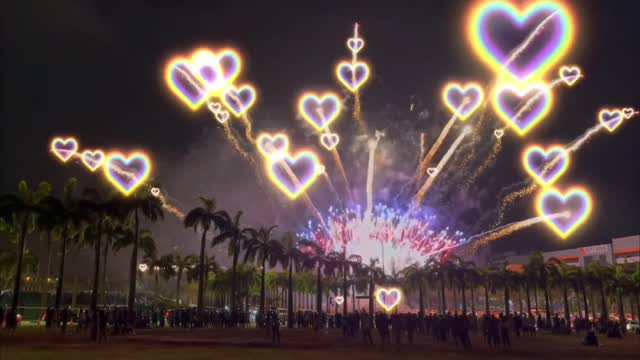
[208,102,222,114]
[81,149,105,172]
[51,137,79,163]
[104,152,152,196]
[427,168,437,177]
[222,84,256,116]
[299,93,341,131]
[537,186,592,239]
[442,82,484,121]
[492,82,553,136]
[138,264,149,272]
[559,65,581,86]
[334,296,344,305]
[150,187,160,197]
[494,129,505,138]
[347,37,364,53]
[165,55,209,110]
[468,1,575,83]
[598,109,623,132]
[522,145,569,186]
[257,133,289,159]
[336,61,370,92]
[267,151,321,199]
[215,110,230,124]
[320,133,340,151]
[215,49,242,88]
[375,287,402,311]
[622,108,635,120]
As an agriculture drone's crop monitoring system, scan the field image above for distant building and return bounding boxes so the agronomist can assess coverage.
[493,234,639,268]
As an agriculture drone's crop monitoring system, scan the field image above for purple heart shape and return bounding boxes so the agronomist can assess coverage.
[106,154,150,193]
[348,38,364,52]
[495,85,550,133]
[169,62,207,105]
[52,138,78,162]
[337,62,369,90]
[599,110,623,131]
[476,2,570,82]
[539,189,590,235]
[223,86,255,116]
[301,96,340,130]
[525,147,567,184]
[320,134,339,149]
[622,108,634,119]
[270,153,318,196]
[560,68,579,83]
[445,85,483,118]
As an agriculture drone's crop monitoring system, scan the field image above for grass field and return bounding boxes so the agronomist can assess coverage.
[1,327,638,360]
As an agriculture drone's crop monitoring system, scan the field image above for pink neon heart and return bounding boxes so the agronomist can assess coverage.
[622,108,634,119]
[538,188,591,238]
[524,146,568,185]
[167,62,208,108]
[494,83,551,134]
[300,95,340,130]
[320,133,339,150]
[222,85,256,116]
[599,110,623,132]
[376,288,401,311]
[51,138,78,162]
[337,62,370,91]
[270,152,319,197]
[105,153,151,195]
[81,150,105,171]
[217,50,241,85]
[347,38,364,53]
[560,66,580,86]
[258,134,288,157]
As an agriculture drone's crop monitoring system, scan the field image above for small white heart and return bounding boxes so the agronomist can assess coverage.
[150,187,160,197]
[215,110,229,124]
[427,168,437,177]
[208,102,222,114]
[494,129,504,139]
[334,296,344,305]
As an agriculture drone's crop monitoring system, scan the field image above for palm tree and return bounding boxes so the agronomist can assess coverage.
[609,264,632,327]
[567,266,587,319]
[279,232,304,327]
[118,190,164,313]
[298,239,330,315]
[548,258,572,321]
[212,210,250,316]
[490,264,514,315]
[466,267,482,316]
[528,251,551,325]
[402,262,426,320]
[327,249,361,315]
[243,225,281,325]
[183,196,226,312]
[162,253,197,306]
[426,258,447,314]
[0,180,51,312]
[585,262,612,322]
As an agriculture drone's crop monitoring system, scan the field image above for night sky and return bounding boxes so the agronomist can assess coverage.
[2,1,639,277]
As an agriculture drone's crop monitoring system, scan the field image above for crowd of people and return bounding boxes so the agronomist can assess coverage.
[0,303,633,349]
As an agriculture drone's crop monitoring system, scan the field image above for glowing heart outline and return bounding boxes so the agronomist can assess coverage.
[215,110,230,124]
[442,82,485,121]
[334,296,344,305]
[336,61,370,92]
[257,133,289,159]
[320,133,340,151]
[599,109,624,132]
[375,288,402,312]
[150,187,160,197]
[522,145,569,186]
[51,137,79,163]
[222,84,256,116]
[191,48,242,94]
[537,186,593,239]
[494,129,504,139]
[427,168,437,177]
[347,37,364,53]
[165,52,212,111]
[267,150,321,199]
[559,65,581,86]
[492,82,553,136]
[468,1,575,83]
[81,149,105,172]
[104,151,152,196]
[622,108,634,120]
[299,93,342,131]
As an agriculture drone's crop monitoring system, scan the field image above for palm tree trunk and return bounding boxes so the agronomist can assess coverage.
[461,280,467,314]
[525,281,532,316]
[534,286,539,315]
[90,222,102,341]
[617,290,624,326]
[287,262,293,328]
[101,239,109,305]
[484,285,490,315]
[316,265,322,314]
[259,256,266,324]
[369,276,374,321]
[504,286,510,315]
[90,222,102,312]
[197,229,208,312]
[342,264,347,315]
[11,217,29,312]
[176,270,182,306]
[599,284,608,321]
[544,285,551,327]
[563,285,570,321]
[351,284,356,312]
[453,286,457,312]
[231,243,239,317]
[54,232,68,312]
[128,208,140,314]
[440,278,446,314]
[418,280,425,323]
[470,287,475,316]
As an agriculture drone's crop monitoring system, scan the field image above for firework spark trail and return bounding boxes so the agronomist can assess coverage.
[351,23,367,132]
[176,66,206,94]
[419,133,426,162]
[322,172,342,205]
[411,126,472,211]
[504,10,560,69]
[512,78,564,120]
[365,131,384,219]
[221,121,253,162]
[414,99,468,184]
[463,138,502,191]
[226,90,256,144]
